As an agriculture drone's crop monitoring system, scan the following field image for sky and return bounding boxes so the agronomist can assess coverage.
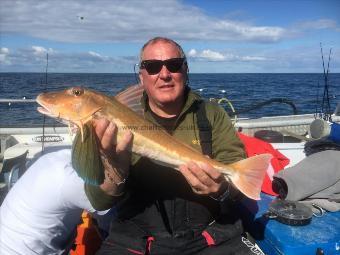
[0,0,339,73]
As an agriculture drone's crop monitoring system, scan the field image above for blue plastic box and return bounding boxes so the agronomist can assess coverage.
[239,193,340,255]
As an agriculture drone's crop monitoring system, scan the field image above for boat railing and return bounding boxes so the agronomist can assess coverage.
[0,98,36,104]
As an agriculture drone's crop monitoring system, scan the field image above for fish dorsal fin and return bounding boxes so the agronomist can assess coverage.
[115,83,145,117]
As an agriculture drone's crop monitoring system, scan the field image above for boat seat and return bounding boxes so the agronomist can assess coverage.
[0,150,28,194]
[0,135,19,162]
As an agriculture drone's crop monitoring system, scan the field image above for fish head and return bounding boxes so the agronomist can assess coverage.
[36,87,102,127]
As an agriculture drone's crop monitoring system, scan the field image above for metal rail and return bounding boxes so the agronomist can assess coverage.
[0,99,36,103]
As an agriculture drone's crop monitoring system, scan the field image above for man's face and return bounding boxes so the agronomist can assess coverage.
[139,41,187,110]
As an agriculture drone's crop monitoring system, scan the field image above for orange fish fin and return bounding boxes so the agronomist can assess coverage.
[115,83,145,117]
[79,120,85,142]
[227,154,272,200]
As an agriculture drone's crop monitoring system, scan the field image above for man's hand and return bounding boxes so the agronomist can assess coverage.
[93,118,133,196]
[179,162,228,196]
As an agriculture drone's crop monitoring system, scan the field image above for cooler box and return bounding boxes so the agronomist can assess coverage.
[239,193,340,255]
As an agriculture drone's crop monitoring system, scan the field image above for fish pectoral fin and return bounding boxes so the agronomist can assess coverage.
[227,154,272,200]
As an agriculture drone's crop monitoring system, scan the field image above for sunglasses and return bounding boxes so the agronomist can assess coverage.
[140,58,186,75]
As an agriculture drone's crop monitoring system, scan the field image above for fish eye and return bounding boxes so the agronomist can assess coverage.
[72,87,84,96]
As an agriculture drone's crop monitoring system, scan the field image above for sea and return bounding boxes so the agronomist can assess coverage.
[1,72,340,127]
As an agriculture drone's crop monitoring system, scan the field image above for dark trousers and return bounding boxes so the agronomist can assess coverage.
[96,221,262,255]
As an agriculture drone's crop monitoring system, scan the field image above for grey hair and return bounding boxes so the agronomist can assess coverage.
[139,37,187,62]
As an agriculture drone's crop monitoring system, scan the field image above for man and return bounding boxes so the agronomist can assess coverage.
[90,37,254,254]
[0,149,111,254]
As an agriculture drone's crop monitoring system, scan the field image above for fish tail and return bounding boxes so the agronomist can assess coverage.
[225,154,272,200]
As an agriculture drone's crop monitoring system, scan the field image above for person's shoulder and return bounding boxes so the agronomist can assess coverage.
[41,148,71,159]
[33,149,71,168]
[187,88,226,119]
[200,99,225,116]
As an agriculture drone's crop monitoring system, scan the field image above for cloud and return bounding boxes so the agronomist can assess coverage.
[297,19,340,31]
[0,0,289,43]
[214,20,286,42]
[188,48,267,62]
[0,47,10,64]
[32,46,54,56]
[88,51,110,61]
[185,45,340,73]
[241,56,266,61]
[233,45,340,73]
[88,51,102,58]
[200,50,225,61]
[2,44,339,73]
[1,47,10,54]
[0,45,138,72]
[188,49,226,61]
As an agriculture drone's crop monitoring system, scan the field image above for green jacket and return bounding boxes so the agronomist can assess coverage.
[86,87,246,213]
[138,87,245,163]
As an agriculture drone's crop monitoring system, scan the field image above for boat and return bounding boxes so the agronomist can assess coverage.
[1,89,340,255]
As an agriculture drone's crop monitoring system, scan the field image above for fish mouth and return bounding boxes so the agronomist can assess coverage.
[36,96,59,118]
[37,106,58,118]
[37,104,79,131]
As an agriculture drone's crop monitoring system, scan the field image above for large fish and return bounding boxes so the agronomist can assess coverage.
[36,85,272,200]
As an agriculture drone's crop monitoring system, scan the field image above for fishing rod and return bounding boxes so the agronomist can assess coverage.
[41,53,49,154]
[319,43,332,122]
